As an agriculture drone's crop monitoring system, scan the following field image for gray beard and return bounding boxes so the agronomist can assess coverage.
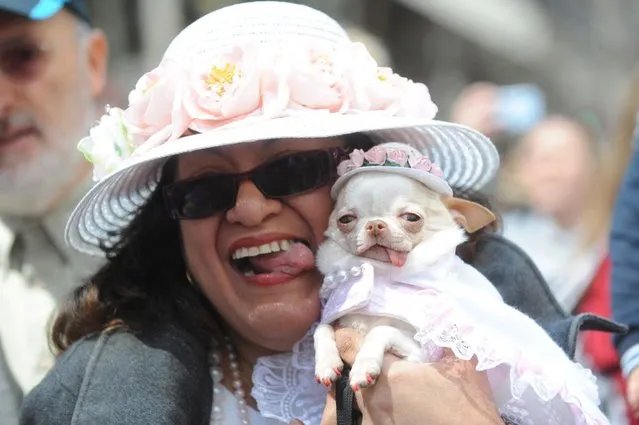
[0,143,86,216]
[0,108,95,217]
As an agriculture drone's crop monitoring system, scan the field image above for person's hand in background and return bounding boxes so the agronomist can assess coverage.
[626,367,639,417]
[451,82,546,141]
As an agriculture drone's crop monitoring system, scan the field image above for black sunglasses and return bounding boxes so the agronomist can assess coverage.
[0,39,49,82]
[163,147,348,220]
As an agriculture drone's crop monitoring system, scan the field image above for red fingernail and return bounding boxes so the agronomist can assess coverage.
[334,368,341,376]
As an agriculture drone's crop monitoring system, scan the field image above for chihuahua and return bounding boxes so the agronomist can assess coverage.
[313,149,495,390]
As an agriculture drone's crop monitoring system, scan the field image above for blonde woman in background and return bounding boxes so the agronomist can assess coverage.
[500,116,603,312]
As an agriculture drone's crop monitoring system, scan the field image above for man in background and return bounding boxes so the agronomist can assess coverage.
[0,1,108,422]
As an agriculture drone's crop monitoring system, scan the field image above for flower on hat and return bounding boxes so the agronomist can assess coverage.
[363,146,386,164]
[409,155,444,177]
[386,148,408,166]
[184,44,269,132]
[337,144,446,180]
[78,107,134,181]
[349,43,438,118]
[287,45,351,113]
[124,58,190,151]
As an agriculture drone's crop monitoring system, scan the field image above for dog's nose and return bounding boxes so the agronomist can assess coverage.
[366,219,387,236]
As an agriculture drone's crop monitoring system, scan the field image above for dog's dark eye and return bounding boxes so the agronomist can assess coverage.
[338,214,357,224]
[401,213,421,222]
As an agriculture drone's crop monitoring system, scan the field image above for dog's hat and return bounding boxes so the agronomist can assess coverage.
[331,143,453,199]
[65,1,498,256]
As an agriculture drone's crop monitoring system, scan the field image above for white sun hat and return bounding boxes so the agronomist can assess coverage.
[65,1,499,256]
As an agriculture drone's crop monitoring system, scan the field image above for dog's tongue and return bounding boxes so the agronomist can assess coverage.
[387,249,408,267]
[249,243,315,275]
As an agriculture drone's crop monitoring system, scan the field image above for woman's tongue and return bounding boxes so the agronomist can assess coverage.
[247,243,315,279]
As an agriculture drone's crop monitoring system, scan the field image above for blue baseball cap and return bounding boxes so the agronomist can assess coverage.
[0,0,90,24]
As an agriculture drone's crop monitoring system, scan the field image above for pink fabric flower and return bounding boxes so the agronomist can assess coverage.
[286,45,350,113]
[386,148,408,166]
[349,149,365,167]
[183,44,266,132]
[393,78,438,118]
[337,159,357,176]
[260,53,291,119]
[430,164,444,178]
[347,44,438,119]
[364,146,387,165]
[411,156,432,172]
[124,58,189,147]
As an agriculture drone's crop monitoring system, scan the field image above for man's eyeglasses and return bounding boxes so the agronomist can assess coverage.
[0,39,49,82]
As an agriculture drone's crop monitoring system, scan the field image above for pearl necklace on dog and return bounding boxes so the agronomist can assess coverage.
[209,335,251,425]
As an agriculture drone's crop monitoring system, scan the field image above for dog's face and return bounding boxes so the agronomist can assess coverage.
[326,172,457,267]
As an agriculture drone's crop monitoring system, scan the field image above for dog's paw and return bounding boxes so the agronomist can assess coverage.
[315,355,344,387]
[349,358,381,391]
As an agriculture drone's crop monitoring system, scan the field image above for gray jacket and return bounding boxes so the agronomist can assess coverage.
[20,322,212,425]
[19,235,625,424]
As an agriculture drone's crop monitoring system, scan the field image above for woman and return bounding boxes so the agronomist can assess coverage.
[19,2,571,424]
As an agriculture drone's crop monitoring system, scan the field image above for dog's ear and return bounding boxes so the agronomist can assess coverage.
[443,197,496,233]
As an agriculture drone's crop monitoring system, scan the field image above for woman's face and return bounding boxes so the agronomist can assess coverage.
[177,138,343,355]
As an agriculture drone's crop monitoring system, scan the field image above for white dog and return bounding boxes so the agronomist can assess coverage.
[313,160,494,389]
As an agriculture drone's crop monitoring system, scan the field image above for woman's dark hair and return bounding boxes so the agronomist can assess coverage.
[51,159,219,353]
[51,133,499,353]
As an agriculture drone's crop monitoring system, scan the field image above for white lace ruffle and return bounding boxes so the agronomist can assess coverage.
[252,324,327,425]
[414,288,607,425]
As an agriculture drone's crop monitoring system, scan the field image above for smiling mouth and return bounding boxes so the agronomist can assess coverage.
[230,239,315,284]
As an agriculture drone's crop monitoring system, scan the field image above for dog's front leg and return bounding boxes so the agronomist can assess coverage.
[349,325,421,391]
[314,323,344,387]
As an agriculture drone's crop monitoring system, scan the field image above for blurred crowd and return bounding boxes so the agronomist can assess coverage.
[2,1,639,424]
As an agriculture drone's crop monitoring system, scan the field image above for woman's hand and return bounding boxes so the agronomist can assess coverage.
[318,327,503,425]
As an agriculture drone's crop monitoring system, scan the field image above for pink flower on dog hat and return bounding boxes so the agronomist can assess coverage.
[363,146,387,164]
[349,149,365,167]
[386,148,408,166]
[332,142,452,199]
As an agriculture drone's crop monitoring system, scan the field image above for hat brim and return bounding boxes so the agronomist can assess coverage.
[330,166,453,200]
[65,114,499,256]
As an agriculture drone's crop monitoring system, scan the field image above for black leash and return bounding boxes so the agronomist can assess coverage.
[335,367,361,425]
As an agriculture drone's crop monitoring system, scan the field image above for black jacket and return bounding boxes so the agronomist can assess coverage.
[20,235,625,424]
